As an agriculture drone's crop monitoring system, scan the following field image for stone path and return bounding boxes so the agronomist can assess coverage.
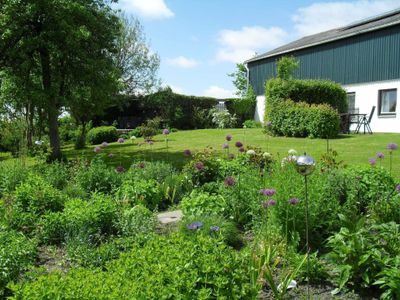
[157,210,183,224]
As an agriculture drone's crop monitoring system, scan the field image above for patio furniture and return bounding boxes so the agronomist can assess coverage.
[355,106,375,134]
[339,108,360,134]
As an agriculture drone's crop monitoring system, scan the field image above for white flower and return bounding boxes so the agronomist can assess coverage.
[246,149,256,156]
[130,135,137,140]
[288,149,297,156]
[35,140,44,145]
[262,152,272,159]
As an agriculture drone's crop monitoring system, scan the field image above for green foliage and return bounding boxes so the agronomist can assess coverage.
[327,216,400,293]
[210,109,238,129]
[228,63,248,98]
[183,149,222,186]
[116,178,163,210]
[11,234,258,299]
[276,56,299,80]
[0,119,26,156]
[243,119,262,128]
[0,229,36,297]
[226,86,257,123]
[264,77,347,123]
[74,157,124,194]
[139,116,161,139]
[4,175,66,233]
[33,162,71,190]
[142,87,218,129]
[0,162,30,198]
[269,99,340,138]
[58,116,78,143]
[180,190,227,216]
[63,194,119,245]
[116,205,158,237]
[180,215,240,247]
[86,126,119,145]
[374,256,400,300]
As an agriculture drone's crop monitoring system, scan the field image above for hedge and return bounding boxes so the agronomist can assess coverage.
[87,126,118,145]
[265,78,347,122]
[269,99,340,138]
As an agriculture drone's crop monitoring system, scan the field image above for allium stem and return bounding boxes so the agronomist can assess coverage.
[389,152,393,176]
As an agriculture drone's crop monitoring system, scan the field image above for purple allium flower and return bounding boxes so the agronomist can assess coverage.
[183,149,192,157]
[162,128,170,135]
[266,121,272,128]
[222,143,229,149]
[194,162,205,171]
[261,199,276,208]
[101,142,108,147]
[258,188,276,197]
[387,143,398,151]
[235,141,243,148]
[396,184,400,193]
[226,134,232,141]
[376,152,384,159]
[93,146,101,153]
[224,176,236,187]
[115,165,125,173]
[187,221,203,230]
[239,147,245,153]
[210,226,220,232]
[228,153,235,160]
[136,162,145,169]
[108,153,114,158]
[288,197,299,205]
[368,158,376,166]
[117,137,124,143]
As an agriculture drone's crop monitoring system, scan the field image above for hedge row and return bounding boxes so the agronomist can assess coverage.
[269,99,340,138]
[87,126,118,145]
[265,78,347,121]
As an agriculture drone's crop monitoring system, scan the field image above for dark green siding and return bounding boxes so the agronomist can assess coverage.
[248,25,400,95]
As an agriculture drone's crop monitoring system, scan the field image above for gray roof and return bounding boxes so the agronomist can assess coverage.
[245,8,400,64]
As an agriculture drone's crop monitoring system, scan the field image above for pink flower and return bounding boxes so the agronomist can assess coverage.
[183,149,192,157]
[235,141,243,148]
[224,176,236,187]
[163,128,170,135]
[194,162,205,171]
[117,138,124,143]
[222,143,229,149]
[226,134,232,141]
[115,165,125,173]
[93,146,101,153]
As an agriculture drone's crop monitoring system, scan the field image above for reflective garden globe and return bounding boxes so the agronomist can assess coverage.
[296,154,316,176]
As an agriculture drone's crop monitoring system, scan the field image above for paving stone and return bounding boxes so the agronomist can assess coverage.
[157,210,183,224]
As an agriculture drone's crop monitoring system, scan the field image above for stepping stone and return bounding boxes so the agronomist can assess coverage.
[157,210,183,224]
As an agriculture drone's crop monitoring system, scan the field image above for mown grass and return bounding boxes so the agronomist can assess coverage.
[58,128,400,178]
[1,129,398,177]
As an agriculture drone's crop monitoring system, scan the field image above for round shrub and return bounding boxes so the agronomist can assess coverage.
[180,191,227,216]
[116,205,158,237]
[86,126,118,145]
[116,178,162,210]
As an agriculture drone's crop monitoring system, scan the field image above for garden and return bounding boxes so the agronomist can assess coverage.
[1,130,400,299]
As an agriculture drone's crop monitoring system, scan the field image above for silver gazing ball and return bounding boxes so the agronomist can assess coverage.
[296,154,316,176]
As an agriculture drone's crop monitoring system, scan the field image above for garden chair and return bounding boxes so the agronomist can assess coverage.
[355,106,375,134]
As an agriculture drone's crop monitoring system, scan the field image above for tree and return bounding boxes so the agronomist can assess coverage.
[115,15,161,95]
[276,56,299,80]
[0,0,121,160]
[228,63,248,98]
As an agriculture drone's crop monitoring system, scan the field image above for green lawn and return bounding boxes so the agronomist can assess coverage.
[60,128,400,178]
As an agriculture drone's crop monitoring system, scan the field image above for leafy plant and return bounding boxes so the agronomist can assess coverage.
[180,191,227,217]
[210,109,238,129]
[86,126,119,145]
[116,178,162,210]
[116,205,158,238]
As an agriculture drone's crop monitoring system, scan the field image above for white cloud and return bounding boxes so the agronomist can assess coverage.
[169,84,184,94]
[165,56,199,68]
[292,0,400,36]
[119,0,174,19]
[215,26,288,63]
[203,86,235,99]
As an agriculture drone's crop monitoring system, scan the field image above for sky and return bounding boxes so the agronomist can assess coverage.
[114,0,400,98]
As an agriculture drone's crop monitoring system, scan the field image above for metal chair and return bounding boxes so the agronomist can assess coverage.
[355,106,375,134]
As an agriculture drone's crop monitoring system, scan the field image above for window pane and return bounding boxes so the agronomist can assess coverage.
[380,90,397,114]
[347,93,355,112]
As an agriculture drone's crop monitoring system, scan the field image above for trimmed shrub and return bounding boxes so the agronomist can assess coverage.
[265,78,347,122]
[116,205,158,237]
[86,126,118,145]
[269,99,340,138]
[225,86,257,123]
[243,119,262,128]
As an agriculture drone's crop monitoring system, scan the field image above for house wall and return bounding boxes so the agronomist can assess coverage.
[254,95,265,122]
[344,79,400,133]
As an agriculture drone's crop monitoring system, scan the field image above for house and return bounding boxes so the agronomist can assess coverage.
[245,8,400,133]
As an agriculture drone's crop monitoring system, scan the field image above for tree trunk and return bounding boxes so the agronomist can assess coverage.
[25,101,33,148]
[40,47,62,160]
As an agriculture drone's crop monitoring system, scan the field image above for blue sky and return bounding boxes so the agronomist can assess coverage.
[115,0,399,98]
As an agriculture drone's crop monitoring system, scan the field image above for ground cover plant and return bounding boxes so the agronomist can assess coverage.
[0,132,400,299]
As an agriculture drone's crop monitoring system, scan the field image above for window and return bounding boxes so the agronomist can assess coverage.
[378,89,397,116]
[346,92,356,113]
